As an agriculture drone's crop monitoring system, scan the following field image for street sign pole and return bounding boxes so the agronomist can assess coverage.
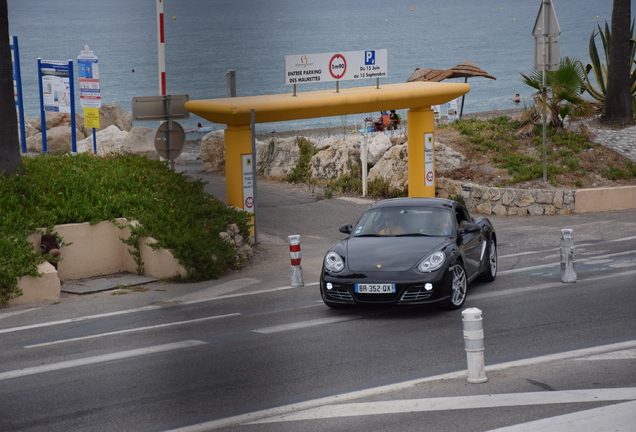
[542,1,548,183]
[533,0,561,183]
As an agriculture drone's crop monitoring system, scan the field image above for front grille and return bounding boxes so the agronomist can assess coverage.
[401,289,432,301]
[354,292,399,303]
[328,289,353,301]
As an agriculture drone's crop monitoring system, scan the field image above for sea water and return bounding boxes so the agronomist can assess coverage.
[7,0,627,134]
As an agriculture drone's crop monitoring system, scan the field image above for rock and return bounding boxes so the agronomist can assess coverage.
[517,191,536,207]
[25,121,38,138]
[200,130,226,173]
[76,125,128,155]
[527,204,545,216]
[26,126,86,155]
[435,141,466,174]
[368,144,408,190]
[33,112,85,134]
[365,134,392,165]
[310,140,360,180]
[98,103,133,132]
[122,126,159,160]
[476,202,492,214]
[257,137,301,178]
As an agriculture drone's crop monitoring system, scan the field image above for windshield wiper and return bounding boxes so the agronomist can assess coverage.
[354,233,382,237]
[396,233,431,237]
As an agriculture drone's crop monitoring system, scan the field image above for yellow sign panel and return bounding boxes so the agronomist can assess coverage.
[83,107,100,129]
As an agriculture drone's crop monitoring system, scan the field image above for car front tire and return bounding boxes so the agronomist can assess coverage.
[445,262,467,310]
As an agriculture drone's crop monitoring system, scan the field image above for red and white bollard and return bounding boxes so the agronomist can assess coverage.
[288,235,304,287]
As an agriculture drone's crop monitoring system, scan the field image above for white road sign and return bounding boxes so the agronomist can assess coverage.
[284,49,387,85]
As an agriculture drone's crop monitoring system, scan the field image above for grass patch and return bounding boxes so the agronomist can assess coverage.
[0,154,252,306]
[448,117,636,187]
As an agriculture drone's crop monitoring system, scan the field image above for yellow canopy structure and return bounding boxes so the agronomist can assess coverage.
[185,81,469,220]
[186,82,469,125]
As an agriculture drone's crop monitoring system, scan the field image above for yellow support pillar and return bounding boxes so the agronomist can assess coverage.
[407,107,436,198]
[224,124,252,209]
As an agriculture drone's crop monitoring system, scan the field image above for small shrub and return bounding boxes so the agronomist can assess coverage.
[286,137,318,183]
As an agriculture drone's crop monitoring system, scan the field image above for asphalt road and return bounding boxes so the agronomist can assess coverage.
[0,163,634,432]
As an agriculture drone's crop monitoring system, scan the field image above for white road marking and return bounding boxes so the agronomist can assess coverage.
[486,400,636,432]
[161,340,636,431]
[247,388,636,423]
[499,249,636,275]
[0,307,41,320]
[498,235,636,259]
[253,316,356,334]
[0,340,207,381]
[0,281,317,335]
[576,348,636,361]
[24,313,240,348]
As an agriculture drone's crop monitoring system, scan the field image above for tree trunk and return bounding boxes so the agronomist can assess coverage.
[601,0,632,125]
[0,0,23,177]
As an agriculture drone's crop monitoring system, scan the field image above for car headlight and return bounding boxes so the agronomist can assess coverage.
[418,251,446,273]
[325,251,345,272]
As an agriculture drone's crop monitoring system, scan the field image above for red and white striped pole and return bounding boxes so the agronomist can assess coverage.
[156,0,166,95]
[288,235,304,287]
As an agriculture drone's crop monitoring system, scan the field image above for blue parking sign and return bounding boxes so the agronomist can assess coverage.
[365,50,376,65]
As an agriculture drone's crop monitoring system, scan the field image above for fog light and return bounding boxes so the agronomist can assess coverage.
[425,283,433,291]
[326,282,333,290]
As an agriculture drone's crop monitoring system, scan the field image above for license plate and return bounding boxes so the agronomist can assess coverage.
[355,283,396,294]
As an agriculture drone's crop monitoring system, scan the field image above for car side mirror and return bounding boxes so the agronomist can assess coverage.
[339,224,353,234]
[460,222,481,234]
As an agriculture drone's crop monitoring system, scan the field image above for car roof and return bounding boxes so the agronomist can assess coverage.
[369,197,457,210]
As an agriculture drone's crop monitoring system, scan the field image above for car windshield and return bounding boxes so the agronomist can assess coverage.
[351,207,454,237]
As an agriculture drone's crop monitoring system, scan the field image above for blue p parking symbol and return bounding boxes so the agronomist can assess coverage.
[365,51,375,65]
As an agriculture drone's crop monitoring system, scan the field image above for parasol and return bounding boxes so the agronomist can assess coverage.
[407,61,496,118]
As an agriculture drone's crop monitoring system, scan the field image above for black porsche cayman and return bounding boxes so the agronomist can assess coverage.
[320,197,497,309]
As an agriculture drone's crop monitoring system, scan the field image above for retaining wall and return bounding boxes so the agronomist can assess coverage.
[436,178,636,216]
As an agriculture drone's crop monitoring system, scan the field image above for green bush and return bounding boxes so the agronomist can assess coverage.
[286,137,318,183]
[0,154,252,306]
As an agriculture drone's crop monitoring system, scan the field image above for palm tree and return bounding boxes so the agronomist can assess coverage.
[580,21,636,107]
[602,0,633,125]
[0,0,23,177]
[517,57,598,135]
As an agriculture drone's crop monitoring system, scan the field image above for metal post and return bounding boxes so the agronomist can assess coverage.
[36,58,48,154]
[227,70,236,98]
[164,95,175,170]
[560,229,576,283]
[462,307,487,383]
[459,77,468,119]
[361,134,368,197]
[376,77,380,89]
[11,37,27,153]
[156,0,166,95]
[250,109,259,244]
[288,235,304,287]
[542,0,548,183]
[336,81,339,93]
[68,60,77,153]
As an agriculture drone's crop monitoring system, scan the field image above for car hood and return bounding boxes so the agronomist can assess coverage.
[345,236,448,272]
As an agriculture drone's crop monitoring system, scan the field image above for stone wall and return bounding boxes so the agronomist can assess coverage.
[436,178,576,216]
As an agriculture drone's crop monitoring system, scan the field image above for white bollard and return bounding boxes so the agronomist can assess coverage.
[288,235,304,287]
[560,228,576,283]
[462,307,487,383]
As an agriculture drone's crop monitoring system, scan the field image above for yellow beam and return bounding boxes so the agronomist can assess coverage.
[185,82,469,124]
